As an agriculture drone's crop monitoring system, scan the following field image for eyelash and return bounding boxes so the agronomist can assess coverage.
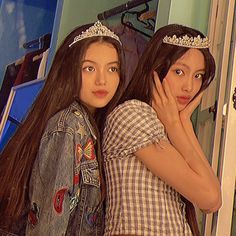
[109,67,119,72]
[195,74,204,79]
[175,69,204,79]
[83,66,119,73]
[83,66,94,72]
[175,69,183,75]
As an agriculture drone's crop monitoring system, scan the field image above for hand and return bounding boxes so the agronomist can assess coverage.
[180,92,204,121]
[152,71,180,127]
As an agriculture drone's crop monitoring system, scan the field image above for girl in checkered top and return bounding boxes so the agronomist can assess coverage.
[102,24,221,236]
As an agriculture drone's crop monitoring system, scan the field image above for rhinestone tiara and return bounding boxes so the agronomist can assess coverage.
[69,21,121,47]
[163,34,210,49]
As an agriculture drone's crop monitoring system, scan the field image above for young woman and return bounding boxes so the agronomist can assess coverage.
[102,24,222,236]
[0,21,125,236]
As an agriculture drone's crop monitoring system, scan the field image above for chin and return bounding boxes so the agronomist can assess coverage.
[95,102,110,109]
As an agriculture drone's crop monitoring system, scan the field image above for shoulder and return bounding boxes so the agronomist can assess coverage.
[103,99,167,156]
[43,102,94,139]
[116,99,153,110]
[106,99,162,127]
[104,99,165,137]
[108,99,155,119]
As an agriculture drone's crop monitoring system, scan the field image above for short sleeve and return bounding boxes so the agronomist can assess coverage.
[103,100,167,158]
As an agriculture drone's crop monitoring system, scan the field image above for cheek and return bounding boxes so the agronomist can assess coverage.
[194,80,202,94]
[78,87,86,101]
[165,76,178,95]
[110,77,120,92]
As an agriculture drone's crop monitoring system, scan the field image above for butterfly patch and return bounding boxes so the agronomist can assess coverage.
[76,139,95,161]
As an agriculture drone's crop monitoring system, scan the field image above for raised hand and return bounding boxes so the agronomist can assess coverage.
[180,92,204,122]
[152,71,180,127]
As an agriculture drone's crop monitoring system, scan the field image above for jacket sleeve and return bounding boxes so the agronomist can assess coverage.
[26,131,75,236]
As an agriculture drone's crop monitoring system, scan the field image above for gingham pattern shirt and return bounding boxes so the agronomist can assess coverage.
[103,100,192,236]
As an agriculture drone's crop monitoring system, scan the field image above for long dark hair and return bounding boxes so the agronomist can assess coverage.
[119,24,215,107]
[0,23,125,227]
[117,24,216,236]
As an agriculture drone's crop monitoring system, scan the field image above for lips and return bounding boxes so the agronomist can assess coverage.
[93,90,108,98]
[177,96,191,105]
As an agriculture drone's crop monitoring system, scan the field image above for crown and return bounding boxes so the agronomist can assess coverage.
[163,34,210,49]
[69,21,121,47]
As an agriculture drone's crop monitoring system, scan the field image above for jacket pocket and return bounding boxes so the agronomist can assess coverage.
[80,160,100,188]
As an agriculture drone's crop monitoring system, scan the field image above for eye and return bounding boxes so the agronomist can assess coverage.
[175,69,184,76]
[109,66,119,73]
[195,73,204,79]
[83,66,95,72]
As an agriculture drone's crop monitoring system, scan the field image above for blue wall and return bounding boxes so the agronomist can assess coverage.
[0,0,57,86]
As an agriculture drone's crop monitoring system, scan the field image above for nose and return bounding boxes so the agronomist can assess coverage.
[95,69,106,85]
[182,77,193,92]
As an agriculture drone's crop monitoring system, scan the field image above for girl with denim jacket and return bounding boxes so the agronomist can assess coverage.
[0,21,125,236]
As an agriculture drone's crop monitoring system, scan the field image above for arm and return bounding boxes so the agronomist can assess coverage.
[135,139,219,211]
[149,72,221,212]
[179,94,222,212]
[26,131,74,234]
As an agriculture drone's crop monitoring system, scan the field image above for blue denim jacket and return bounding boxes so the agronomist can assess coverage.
[25,101,104,235]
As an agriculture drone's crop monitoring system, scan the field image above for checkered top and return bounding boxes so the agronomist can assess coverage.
[103,100,192,236]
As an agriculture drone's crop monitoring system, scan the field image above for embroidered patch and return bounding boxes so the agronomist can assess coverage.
[73,110,83,118]
[28,202,39,227]
[81,168,100,187]
[86,212,98,227]
[76,125,86,139]
[69,195,79,213]
[76,144,83,164]
[76,139,95,161]
[73,173,80,185]
[53,188,68,214]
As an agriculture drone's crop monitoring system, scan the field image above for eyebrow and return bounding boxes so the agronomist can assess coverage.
[174,62,205,72]
[82,59,120,65]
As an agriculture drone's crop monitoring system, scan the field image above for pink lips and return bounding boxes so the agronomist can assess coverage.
[177,96,191,105]
[93,90,108,98]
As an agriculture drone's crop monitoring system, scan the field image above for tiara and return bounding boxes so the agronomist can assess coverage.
[163,34,210,49]
[69,21,121,47]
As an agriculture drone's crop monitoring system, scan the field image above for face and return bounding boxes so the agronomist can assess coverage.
[79,41,120,114]
[164,48,205,111]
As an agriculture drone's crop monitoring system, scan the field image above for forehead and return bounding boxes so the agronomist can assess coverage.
[175,48,205,70]
[84,41,118,61]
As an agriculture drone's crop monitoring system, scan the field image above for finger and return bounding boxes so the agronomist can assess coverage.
[153,70,160,84]
[195,92,204,103]
[153,71,167,102]
[184,92,203,114]
[162,79,175,102]
[152,78,161,110]
[153,71,162,94]
[152,83,161,105]
[152,71,160,93]
[190,92,204,110]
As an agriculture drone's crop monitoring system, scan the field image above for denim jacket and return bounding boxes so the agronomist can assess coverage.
[25,101,104,235]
